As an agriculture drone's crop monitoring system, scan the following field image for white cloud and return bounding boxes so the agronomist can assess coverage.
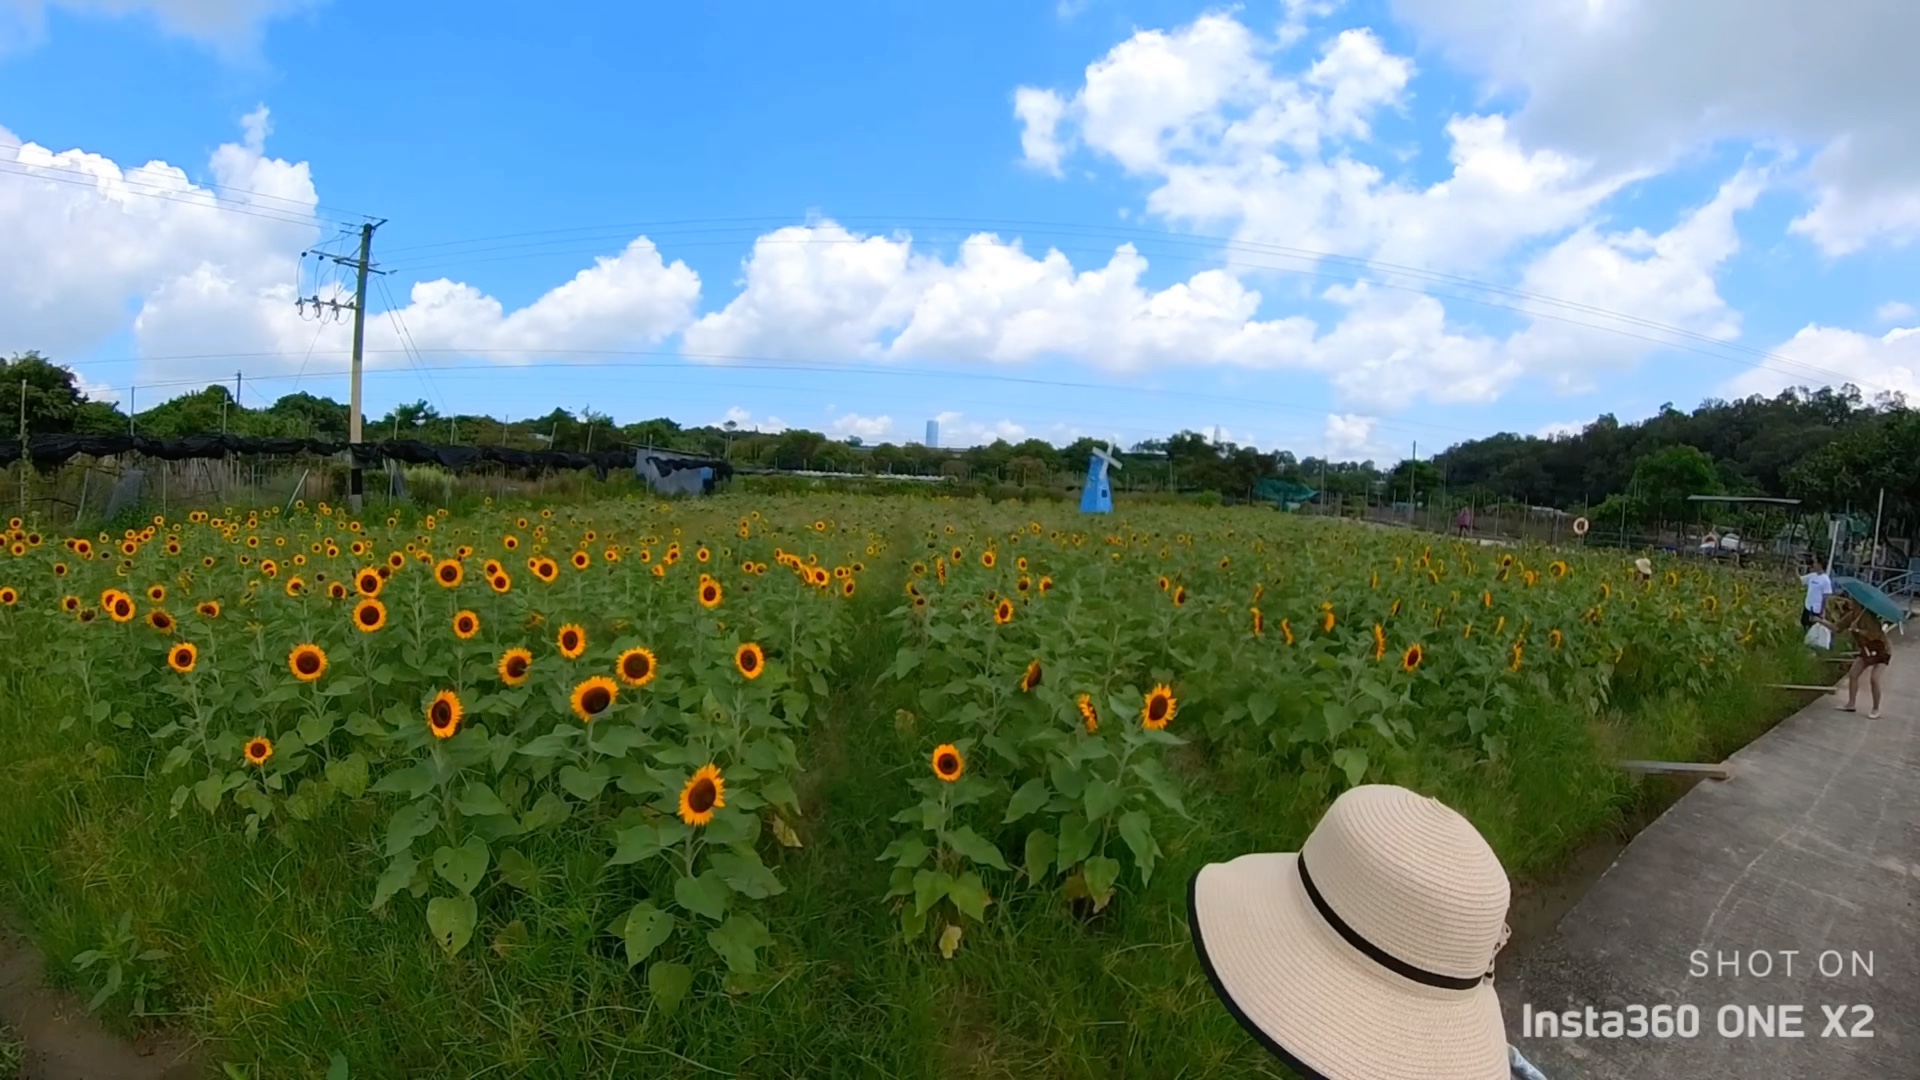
[935,411,1026,448]
[1875,301,1914,323]
[0,109,701,390]
[1323,412,1377,458]
[826,412,893,441]
[716,406,786,434]
[2,0,313,52]
[1012,88,1070,176]
[1385,0,1920,255]
[1019,14,1635,277]
[1536,421,1582,439]
[1501,169,1763,391]
[1723,324,1920,404]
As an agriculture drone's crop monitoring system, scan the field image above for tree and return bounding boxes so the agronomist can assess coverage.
[0,351,118,439]
[1632,445,1720,525]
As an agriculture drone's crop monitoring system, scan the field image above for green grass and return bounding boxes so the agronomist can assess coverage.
[0,578,1826,1079]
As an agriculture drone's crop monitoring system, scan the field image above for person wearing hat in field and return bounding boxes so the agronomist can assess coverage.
[1188,784,1549,1080]
[1632,557,1653,582]
[1827,595,1891,719]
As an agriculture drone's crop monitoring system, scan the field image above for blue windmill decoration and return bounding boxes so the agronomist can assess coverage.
[1080,442,1121,514]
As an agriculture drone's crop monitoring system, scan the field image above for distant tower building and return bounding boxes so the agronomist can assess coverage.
[925,420,939,449]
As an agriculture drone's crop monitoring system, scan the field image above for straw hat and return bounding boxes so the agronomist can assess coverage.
[1634,557,1653,577]
[1189,785,1512,1079]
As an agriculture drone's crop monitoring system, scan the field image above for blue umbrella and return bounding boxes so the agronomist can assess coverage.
[1833,576,1907,627]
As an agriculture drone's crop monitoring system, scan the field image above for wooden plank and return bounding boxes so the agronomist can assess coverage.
[1766,683,1839,693]
[1618,759,1736,780]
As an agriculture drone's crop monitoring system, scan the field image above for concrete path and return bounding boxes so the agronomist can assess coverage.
[1498,649,1917,1079]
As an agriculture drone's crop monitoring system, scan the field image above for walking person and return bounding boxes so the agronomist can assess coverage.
[1187,783,1549,1079]
[1828,596,1891,719]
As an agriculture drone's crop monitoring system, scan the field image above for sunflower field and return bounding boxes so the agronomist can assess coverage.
[0,496,1812,1077]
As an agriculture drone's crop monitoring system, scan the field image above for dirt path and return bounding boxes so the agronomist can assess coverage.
[0,928,198,1080]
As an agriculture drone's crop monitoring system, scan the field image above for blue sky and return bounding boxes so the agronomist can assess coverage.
[0,0,1914,462]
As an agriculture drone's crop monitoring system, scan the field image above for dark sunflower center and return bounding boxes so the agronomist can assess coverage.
[458,617,474,633]
[562,632,579,651]
[440,566,456,582]
[623,654,651,679]
[430,701,453,726]
[703,586,716,601]
[740,650,759,672]
[505,655,528,678]
[248,741,267,758]
[358,606,379,626]
[582,686,611,714]
[937,753,959,776]
[295,652,320,674]
[687,778,717,813]
[173,648,190,664]
[1149,697,1169,721]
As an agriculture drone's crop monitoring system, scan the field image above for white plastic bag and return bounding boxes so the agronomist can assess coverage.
[1804,622,1832,650]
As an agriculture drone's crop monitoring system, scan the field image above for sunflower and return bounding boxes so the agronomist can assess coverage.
[282,643,326,682]
[1172,585,1187,607]
[981,550,996,569]
[571,550,590,571]
[1549,629,1564,650]
[0,586,15,606]
[1038,575,1054,594]
[352,568,381,597]
[1020,658,1043,692]
[678,763,727,826]
[570,676,618,723]
[993,598,1015,625]
[327,581,349,600]
[60,595,81,614]
[285,576,309,597]
[1509,640,1525,673]
[1600,581,1613,600]
[1321,608,1336,633]
[426,690,464,739]
[146,584,167,602]
[695,546,710,564]
[146,609,176,634]
[452,610,480,640]
[1251,607,1264,636]
[387,552,406,570]
[243,737,274,767]
[1549,560,1569,579]
[351,597,387,633]
[489,572,512,594]
[1075,693,1099,733]
[1157,575,1170,592]
[733,641,766,680]
[1141,684,1178,730]
[52,562,68,578]
[1281,618,1295,646]
[1402,643,1424,673]
[616,646,658,688]
[166,642,198,673]
[556,623,587,659]
[533,558,559,583]
[931,743,965,783]
[1372,623,1386,661]
[484,647,529,688]
[433,559,464,588]
[698,579,722,609]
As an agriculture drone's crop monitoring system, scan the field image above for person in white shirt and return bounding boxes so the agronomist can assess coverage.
[1801,568,1833,629]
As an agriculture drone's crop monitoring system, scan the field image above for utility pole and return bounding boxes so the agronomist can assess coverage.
[128,386,136,435]
[298,220,386,514]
